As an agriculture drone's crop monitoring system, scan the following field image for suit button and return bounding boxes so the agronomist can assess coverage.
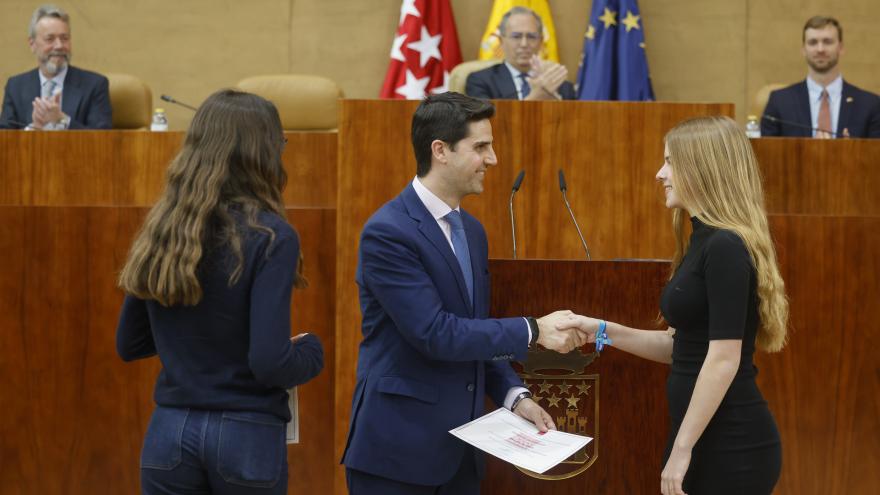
[467,383,475,392]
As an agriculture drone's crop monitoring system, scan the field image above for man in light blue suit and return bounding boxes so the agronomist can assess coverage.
[342,92,585,494]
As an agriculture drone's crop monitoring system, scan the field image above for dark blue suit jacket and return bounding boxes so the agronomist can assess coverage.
[342,183,527,486]
[466,62,576,100]
[0,66,112,129]
[761,79,880,138]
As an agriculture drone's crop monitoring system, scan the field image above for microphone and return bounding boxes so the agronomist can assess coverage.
[160,94,198,111]
[557,169,591,260]
[509,170,525,259]
[761,114,839,137]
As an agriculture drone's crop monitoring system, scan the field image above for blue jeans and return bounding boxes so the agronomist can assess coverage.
[141,406,288,495]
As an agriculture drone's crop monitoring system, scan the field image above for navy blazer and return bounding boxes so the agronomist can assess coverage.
[761,79,880,138]
[342,183,528,486]
[0,66,112,129]
[466,62,576,100]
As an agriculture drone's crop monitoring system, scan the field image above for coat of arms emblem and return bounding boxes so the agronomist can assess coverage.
[513,346,599,480]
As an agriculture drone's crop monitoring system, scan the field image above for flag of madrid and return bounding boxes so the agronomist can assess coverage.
[379,0,463,99]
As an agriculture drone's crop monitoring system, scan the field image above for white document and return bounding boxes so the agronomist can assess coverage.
[285,387,299,444]
[449,407,592,474]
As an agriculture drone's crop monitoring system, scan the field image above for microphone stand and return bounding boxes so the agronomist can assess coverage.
[160,94,198,111]
[558,169,591,260]
[509,170,525,259]
[762,114,839,137]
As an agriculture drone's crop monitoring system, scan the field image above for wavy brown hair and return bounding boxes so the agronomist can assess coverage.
[666,116,789,352]
[118,89,304,306]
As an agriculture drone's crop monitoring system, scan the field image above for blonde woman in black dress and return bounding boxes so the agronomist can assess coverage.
[564,116,788,495]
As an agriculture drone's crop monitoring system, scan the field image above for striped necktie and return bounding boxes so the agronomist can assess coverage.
[519,73,530,99]
[42,80,58,99]
[444,210,473,304]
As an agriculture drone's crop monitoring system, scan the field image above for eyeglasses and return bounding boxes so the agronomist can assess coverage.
[506,32,541,43]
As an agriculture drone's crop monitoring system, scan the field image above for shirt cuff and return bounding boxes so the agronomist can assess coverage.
[504,386,529,410]
[522,317,532,345]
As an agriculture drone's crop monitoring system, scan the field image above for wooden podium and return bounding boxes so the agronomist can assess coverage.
[485,259,669,494]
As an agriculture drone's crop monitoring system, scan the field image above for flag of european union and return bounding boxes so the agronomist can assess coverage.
[575,0,654,100]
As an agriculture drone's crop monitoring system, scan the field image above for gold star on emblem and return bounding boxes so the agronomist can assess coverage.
[566,395,581,408]
[622,10,641,32]
[598,8,617,29]
[576,383,592,396]
[585,24,596,40]
[558,381,572,394]
[538,380,553,394]
[547,394,561,408]
[531,395,544,405]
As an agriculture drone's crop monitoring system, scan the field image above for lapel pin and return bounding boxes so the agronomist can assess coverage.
[846,96,854,103]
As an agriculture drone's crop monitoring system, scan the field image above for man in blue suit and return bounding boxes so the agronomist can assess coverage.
[342,92,585,494]
[466,7,575,101]
[761,16,880,138]
[0,5,112,130]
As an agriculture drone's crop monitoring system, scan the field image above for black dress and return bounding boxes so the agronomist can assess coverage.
[659,218,782,495]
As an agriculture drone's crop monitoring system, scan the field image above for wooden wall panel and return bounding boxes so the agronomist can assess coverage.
[758,215,880,495]
[0,131,336,208]
[0,206,335,495]
[754,138,880,216]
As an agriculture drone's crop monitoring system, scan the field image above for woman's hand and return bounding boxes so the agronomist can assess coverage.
[556,314,602,342]
[661,446,691,495]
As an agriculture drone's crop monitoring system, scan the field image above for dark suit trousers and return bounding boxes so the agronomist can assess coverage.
[346,447,480,495]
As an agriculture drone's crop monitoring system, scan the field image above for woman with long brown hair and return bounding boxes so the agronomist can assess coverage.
[116,89,323,494]
[565,116,787,494]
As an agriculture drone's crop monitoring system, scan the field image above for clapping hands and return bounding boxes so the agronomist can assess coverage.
[526,55,569,100]
[31,93,64,128]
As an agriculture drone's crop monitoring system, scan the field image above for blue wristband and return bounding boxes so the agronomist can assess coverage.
[595,320,612,353]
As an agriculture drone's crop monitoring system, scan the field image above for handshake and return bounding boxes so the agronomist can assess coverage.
[533,310,603,353]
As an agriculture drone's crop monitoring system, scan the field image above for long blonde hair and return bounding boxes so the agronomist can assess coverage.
[666,116,788,352]
[118,89,304,306]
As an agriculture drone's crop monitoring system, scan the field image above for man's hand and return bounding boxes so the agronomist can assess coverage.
[525,55,568,100]
[536,310,588,353]
[512,398,556,433]
[32,93,64,127]
[557,313,603,342]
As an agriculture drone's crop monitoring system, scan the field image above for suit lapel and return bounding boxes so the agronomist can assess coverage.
[61,67,82,119]
[494,64,519,100]
[21,70,41,125]
[838,81,854,137]
[402,185,474,314]
[795,81,813,137]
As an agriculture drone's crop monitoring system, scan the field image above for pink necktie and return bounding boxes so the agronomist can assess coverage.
[817,89,832,138]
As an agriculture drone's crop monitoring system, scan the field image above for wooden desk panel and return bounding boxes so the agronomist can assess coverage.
[486,260,669,494]
[754,137,880,216]
[0,131,337,208]
[0,206,335,495]
[758,215,880,495]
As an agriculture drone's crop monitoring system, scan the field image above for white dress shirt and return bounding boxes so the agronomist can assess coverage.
[807,75,842,137]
